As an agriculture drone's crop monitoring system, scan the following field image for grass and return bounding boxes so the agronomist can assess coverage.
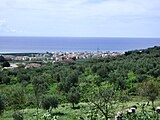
[1,99,160,120]
[1,103,90,120]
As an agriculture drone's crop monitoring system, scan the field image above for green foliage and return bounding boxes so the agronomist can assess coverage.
[67,87,80,108]
[2,76,11,85]
[127,71,136,82]
[54,73,60,83]
[32,76,48,98]
[88,87,119,120]
[33,76,47,93]
[0,56,6,62]
[17,73,30,84]
[12,111,24,120]
[42,95,59,112]
[0,46,160,119]
[58,70,79,93]
[32,76,48,119]
[66,70,79,86]
[0,95,5,115]
[2,61,10,67]
[120,102,158,120]
[138,78,160,108]
[127,71,136,88]
[1,85,26,110]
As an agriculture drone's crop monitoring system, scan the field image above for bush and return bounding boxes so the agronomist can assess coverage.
[2,76,11,85]
[12,111,23,120]
[0,96,5,115]
[67,87,80,108]
[0,56,6,62]
[138,79,160,108]
[42,95,59,113]
[2,61,10,67]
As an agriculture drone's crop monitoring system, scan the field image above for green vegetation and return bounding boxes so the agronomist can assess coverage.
[0,95,5,115]
[0,56,6,62]
[2,61,10,67]
[0,56,10,68]
[0,46,160,119]
[67,87,80,109]
[42,95,59,113]
[138,79,160,108]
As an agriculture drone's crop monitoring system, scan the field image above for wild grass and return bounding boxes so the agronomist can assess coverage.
[1,99,160,120]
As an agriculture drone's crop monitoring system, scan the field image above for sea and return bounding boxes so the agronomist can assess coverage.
[0,37,160,53]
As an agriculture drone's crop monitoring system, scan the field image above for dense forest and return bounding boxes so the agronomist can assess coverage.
[0,46,160,120]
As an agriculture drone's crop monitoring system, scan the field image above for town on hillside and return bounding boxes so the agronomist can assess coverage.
[0,51,124,69]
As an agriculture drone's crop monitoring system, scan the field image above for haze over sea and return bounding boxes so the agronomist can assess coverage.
[0,37,160,53]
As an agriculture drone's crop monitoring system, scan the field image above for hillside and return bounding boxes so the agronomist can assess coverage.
[0,46,160,120]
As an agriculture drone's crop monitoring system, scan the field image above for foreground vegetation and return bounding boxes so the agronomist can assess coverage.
[0,46,160,120]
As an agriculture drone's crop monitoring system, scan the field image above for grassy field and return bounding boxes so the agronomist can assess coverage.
[1,103,90,120]
[1,99,160,120]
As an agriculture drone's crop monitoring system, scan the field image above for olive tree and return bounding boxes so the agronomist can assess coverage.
[67,87,80,109]
[42,95,59,113]
[0,85,25,110]
[88,87,118,120]
[138,79,160,108]
[32,76,48,120]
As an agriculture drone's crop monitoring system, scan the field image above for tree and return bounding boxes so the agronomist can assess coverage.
[58,81,71,93]
[127,71,136,88]
[12,88,26,110]
[67,87,80,108]
[32,76,48,120]
[88,87,118,120]
[4,86,26,110]
[97,66,109,78]
[2,61,10,67]
[55,73,60,83]
[0,95,5,116]
[138,79,160,108]
[58,71,79,93]
[66,71,79,87]
[17,74,30,83]
[42,95,58,113]
[2,76,10,85]
[0,56,6,62]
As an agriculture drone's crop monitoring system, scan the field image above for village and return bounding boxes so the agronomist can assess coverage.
[0,51,124,69]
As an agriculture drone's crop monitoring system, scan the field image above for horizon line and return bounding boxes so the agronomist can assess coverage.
[0,36,160,39]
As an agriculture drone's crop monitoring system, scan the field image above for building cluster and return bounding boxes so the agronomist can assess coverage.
[3,51,124,62]
[1,51,124,69]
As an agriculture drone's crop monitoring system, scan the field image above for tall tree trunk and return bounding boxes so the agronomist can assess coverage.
[151,100,155,110]
[36,107,38,120]
[72,103,75,109]
[36,97,39,120]
[49,107,53,113]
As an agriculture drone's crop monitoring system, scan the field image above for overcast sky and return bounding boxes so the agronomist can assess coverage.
[0,0,160,37]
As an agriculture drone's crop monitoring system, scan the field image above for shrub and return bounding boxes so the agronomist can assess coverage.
[42,95,59,113]
[138,79,160,108]
[0,96,5,115]
[67,87,80,108]
[2,61,10,67]
[12,111,23,120]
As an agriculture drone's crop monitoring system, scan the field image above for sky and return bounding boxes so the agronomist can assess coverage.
[0,0,160,37]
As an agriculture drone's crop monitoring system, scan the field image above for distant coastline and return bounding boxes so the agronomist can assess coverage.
[0,37,159,53]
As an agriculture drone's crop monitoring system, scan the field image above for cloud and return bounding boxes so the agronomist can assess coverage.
[2,0,160,19]
[0,18,21,33]
[0,0,160,37]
